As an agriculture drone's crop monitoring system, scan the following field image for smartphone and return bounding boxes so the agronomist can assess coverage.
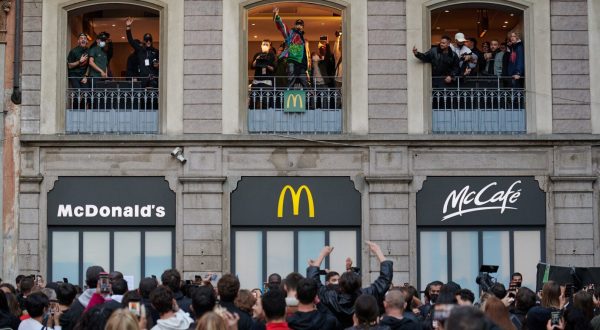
[35,275,42,287]
[99,272,110,294]
[551,311,561,326]
[128,300,142,317]
[320,35,328,42]
[263,282,269,293]
[210,274,218,282]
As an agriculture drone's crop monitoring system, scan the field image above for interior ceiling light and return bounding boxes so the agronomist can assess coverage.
[502,25,507,28]
[504,21,509,24]
[444,9,450,13]
[478,9,489,38]
[510,13,515,16]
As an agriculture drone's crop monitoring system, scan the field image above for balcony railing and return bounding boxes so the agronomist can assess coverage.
[432,76,526,134]
[66,77,159,134]
[247,76,342,134]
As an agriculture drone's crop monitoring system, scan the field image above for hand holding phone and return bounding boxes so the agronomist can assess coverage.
[99,272,111,294]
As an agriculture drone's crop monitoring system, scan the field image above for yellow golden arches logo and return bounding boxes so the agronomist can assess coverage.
[284,90,306,112]
[286,93,304,108]
[277,185,315,218]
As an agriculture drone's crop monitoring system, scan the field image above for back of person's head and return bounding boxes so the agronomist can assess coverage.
[24,291,49,318]
[384,290,406,311]
[339,271,361,295]
[198,311,227,330]
[110,271,124,281]
[484,296,515,330]
[191,285,216,319]
[437,284,458,304]
[515,287,536,312]
[121,290,142,307]
[268,273,282,289]
[105,308,140,330]
[261,288,286,322]
[283,272,303,292]
[85,265,105,289]
[150,286,175,315]
[20,277,34,294]
[446,306,487,330]
[41,288,57,301]
[111,278,129,295]
[15,275,25,286]
[0,291,10,313]
[160,269,182,293]
[541,281,561,308]
[296,278,318,305]
[574,290,594,320]
[5,293,21,317]
[457,289,475,304]
[73,304,112,330]
[235,289,256,314]
[138,277,158,299]
[0,283,16,294]
[217,274,240,302]
[490,283,507,300]
[354,294,379,326]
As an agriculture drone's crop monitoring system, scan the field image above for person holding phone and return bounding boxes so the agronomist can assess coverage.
[160,269,192,315]
[149,286,193,330]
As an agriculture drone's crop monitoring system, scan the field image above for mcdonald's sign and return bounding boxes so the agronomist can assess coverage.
[277,185,315,218]
[231,177,361,227]
[284,90,306,112]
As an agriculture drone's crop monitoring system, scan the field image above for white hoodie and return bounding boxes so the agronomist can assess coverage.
[151,310,193,330]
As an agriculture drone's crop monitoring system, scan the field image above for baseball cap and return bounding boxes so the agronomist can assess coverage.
[455,32,467,42]
[78,32,87,38]
[295,19,304,26]
[143,33,153,42]
[97,31,109,40]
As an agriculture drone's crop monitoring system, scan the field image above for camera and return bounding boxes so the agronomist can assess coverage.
[99,272,110,294]
[476,265,499,292]
[171,147,187,164]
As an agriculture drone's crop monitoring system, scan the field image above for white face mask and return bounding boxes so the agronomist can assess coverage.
[261,43,270,53]
[98,41,106,48]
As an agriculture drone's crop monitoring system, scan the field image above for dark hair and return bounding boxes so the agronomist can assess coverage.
[262,39,271,44]
[217,274,240,302]
[354,295,379,326]
[446,306,487,330]
[86,265,105,289]
[24,291,49,318]
[191,285,216,319]
[121,290,142,307]
[468,37,478,47]
[161,269,182,293]
[15,275,25,286]
[515,287,536,312]
[425,281,444,299]
[5,293,21,317]
[441,35,451,41]
[283,272,304,292]
[235,289,256,314]
[325,271,339,283]
[339,271,361,294]
[0,283,16,294]
[111,278,128,295]
[437,284,459,304]
[573,290,594,321]
[490,283,507,300]
[109,271,124,280]
[296,278,318,305]
[150,286,174,315]
[139,277,158,299]
[400,286,417,307]
[73,304,112,330]
[262,288,286,321]
[0,291,9,313]
[457,289,475,304]
[56,283,77,306]
[541,281,561,309]
[20,277,34,294]
[511,272,522,279]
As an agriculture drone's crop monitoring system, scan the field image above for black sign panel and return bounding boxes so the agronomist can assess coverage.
[48,177,175,226]
[417,177,545,226]
[231,177,361,227]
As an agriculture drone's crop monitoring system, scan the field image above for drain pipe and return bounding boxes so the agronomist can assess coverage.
[10,0,21,104]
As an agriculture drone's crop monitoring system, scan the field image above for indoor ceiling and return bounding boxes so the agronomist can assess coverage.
[86,17,160,43]
[430,6,522,40]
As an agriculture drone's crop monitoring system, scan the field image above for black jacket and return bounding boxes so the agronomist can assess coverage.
[220,301,254,330]
[415,45,459,77]
[287,310,338,330]
[60,299,85,330]
[174,291,193,315]
[126,29,159,77]
[0,310,20,330]
[307,260,394,330]
[380,315,421,330]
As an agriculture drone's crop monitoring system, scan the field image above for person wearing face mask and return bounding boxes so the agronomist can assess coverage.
[87,32,111,87]
[126,17,160,88]
[418,281,443,322]
[251,39,276,88]
[67,32,90,88]
[273,7,311,88]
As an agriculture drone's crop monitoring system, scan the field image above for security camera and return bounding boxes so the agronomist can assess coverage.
[170,147,187,164]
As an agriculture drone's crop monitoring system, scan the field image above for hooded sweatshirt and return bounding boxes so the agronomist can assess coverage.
[151,310,193,330]
[287,310,337,330]
[380,315,421,330]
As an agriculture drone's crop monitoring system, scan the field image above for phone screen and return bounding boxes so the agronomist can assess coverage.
[100,274,110,294]
[128,301,141,317]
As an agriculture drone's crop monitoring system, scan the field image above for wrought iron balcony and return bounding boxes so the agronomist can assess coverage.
[66,77,159,134]
[432,76,526,134]
[247,76,342,134]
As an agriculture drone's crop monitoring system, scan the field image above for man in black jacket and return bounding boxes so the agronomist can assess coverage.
[217,274,254,330]
[161,269,192,315]
[380,290,420,330]
[287,278,338,330]
[125,17,159,87]
[306,241,393,330]
[60,265,105,330]
[413,35,460,88]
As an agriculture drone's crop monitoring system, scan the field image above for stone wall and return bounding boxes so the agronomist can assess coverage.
[21,0,42,134]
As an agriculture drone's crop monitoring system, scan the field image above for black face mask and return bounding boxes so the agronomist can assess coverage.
[429,294,439,304]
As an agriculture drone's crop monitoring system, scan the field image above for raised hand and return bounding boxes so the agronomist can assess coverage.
[126,17,134,27]
[366,241,386,262]
[273,7,279,16]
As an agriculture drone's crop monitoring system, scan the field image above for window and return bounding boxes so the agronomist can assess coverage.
[49,228,174,287]
[233,229,360,290]
[418,228,544,296]
[65,5,161,134]
[245,2,344,134]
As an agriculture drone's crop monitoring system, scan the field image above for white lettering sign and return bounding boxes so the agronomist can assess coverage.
[57,204,166,218]
[442,181,522,221]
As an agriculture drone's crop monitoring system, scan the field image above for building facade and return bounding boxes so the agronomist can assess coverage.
[2,0,600,293]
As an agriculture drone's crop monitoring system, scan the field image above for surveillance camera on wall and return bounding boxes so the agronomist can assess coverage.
[171,147,187,164]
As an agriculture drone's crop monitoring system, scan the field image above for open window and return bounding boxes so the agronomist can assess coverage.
[424,4,526,134]
[65,4,161,134]
[245,2,344,134]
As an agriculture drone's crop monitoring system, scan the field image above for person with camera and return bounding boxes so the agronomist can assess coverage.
[273,7,310,88]
[18,292,60,330]
[126,17,160,88]
[412,35,460,88]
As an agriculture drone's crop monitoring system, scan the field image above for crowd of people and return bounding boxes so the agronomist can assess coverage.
[413,32,524,89]
[1,241,598,330]
[67,17,159,89]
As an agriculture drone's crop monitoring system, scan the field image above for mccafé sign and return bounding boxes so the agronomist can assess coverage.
[48,177,176,226]
[231,177,361,227]
[417,177,546,227]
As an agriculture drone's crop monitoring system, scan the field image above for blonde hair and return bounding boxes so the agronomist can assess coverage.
[196,311,227,330]
[105,308,140,330]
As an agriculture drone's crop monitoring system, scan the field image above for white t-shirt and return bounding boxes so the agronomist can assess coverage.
[18,317,60,330]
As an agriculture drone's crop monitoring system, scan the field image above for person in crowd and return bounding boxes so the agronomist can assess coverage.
[105,308,145,330]
[318,40,337,88]
[56,282,77,328]
[347,294,389,330]
[87,32,111,86]
[73,303,113,330]
[0,291,20,330]
[19,292,60,330]
[282,272,303,315]
[306,241,393,329]
[380,290,420,330]
[456,289,475,306]
[527,281,564,330]
[197,310,239,330]
[125,17,160,88]
[325,272,340,287]
[564,290,594,330]
[268,274,282,292]
[251,39,276,89]
[506,31,524,88]
[510,286,536,328]
[397,286,420,322]
[15,275,26,294]
[287,278,337,330]
[252,288,263,300]
[489,283,508,301]
[273,7,310,88]
[445,306,487,330]
[483,296,516,330]
[6,292,22,319]
[511,273,523,286]
[235,289,257,321]
[149,286,193,330]
[218,274,255,330]
[139,277,160,324]
[110,278,128,304]
[67,32,89,88]
[419,281,443,320]
[126,39,142,79]
[261,288,289,330]
[17,277,34,312]
[189,285,217,329]
[1,283,17,294]
[61,265,104,330]
[253,294,267,329]
[450,32,477,77]
[466,37,483,73]
[412,35,460,88]
[273,44,288,89]
[160,269,192,315]
[310,51,325,87]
